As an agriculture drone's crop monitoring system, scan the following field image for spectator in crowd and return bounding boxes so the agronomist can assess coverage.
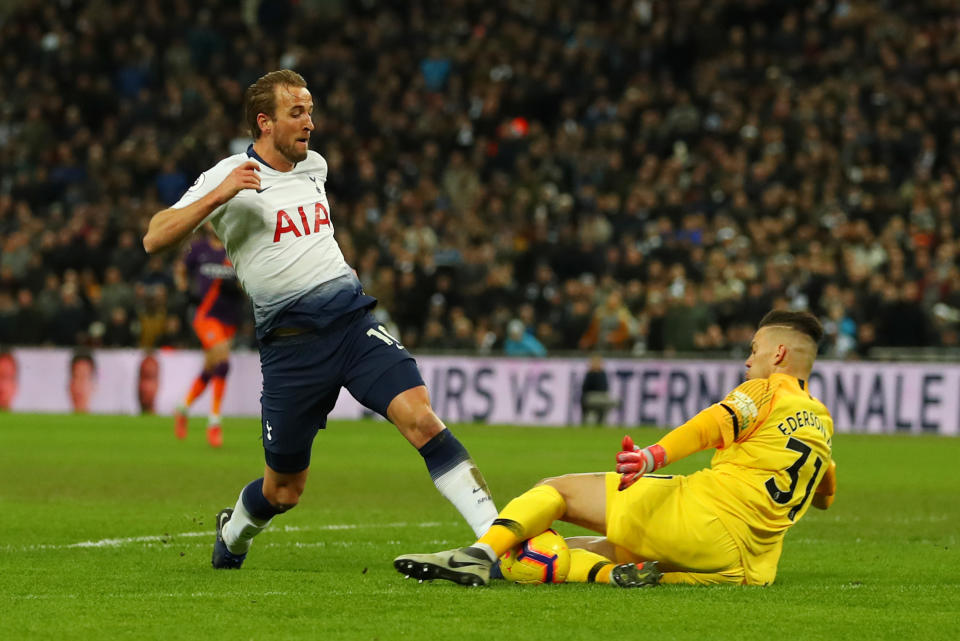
[13,289,44,345]
[579,290,637,352]
[853,322,880,360]
[0,291,16,343]
[663,286,714,354]
[821,304,857,359]
[876,281,931,347]
[136,285,169,349]
[50,282,90,347]
[99,267,135,319]
[448,313,477,351]
[504,319,547,357]
[0,0,957,360]
[103,307,135,347]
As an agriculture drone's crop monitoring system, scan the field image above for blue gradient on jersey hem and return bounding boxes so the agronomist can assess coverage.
[254,273,376,339]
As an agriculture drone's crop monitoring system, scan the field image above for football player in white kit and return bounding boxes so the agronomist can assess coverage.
[143,70,497,569]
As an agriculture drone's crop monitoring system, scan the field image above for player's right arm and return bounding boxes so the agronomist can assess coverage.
[143,161,261,254]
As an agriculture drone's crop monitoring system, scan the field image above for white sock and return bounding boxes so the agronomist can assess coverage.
[473,542,498,562]
[208,414,221,427]
[222,491,273,555]
[432,460,498,537]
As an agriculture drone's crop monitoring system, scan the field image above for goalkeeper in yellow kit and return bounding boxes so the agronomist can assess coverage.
[394,310,838,587]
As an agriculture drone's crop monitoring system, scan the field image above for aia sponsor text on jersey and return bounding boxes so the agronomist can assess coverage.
[273,201,331,242]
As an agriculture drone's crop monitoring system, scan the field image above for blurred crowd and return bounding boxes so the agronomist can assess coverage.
[1,0,960,360]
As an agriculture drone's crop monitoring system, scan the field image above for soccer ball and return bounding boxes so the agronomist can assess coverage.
[499,529,570,584]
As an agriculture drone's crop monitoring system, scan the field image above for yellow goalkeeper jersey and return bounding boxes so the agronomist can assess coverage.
[682,373,834,585]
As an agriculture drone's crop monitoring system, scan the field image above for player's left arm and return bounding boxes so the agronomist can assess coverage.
[616,405,727,489]
[616,378,774,489]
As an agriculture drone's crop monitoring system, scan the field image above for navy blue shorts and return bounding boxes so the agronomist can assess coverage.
[259,309,424,473]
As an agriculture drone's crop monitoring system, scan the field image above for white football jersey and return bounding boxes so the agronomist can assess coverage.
[173,146,373,337]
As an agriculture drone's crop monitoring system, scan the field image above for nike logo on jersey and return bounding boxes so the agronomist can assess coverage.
[257,186,273,193]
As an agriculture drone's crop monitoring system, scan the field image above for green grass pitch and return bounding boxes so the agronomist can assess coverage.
[1,413,958,640]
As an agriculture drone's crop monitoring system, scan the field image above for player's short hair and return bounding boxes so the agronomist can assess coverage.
[244,69,308,139]
[758,310,824,344]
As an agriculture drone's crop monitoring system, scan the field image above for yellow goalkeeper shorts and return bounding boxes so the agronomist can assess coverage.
[604,472,744,584]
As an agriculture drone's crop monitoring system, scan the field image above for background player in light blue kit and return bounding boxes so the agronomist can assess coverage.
[143,70,497,568]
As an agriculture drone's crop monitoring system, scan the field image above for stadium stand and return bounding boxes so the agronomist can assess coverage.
[0,0,958,358]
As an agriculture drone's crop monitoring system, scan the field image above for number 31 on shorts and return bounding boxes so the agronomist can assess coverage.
[366,325,405,349]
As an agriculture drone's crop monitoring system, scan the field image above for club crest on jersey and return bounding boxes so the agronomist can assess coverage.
[729,390,758,424]
[274,201,331,242]
[308,175,324,194]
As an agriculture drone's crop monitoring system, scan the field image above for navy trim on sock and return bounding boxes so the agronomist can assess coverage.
[241,478,283,520]
[417,430,470,480]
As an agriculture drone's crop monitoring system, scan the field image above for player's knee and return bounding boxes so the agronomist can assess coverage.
[535,475,564,489]
[412,407,444,439]
[536,474,580,498]
[538,472,576,485]
[272,501,298,513]
[265,486,302,509]
[394,391,443,435]
[211,360,229,378]
[262,475,306,508]
[387,386,445,447]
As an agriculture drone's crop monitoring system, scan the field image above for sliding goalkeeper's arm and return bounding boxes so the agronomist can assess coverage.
[615,404,731,490]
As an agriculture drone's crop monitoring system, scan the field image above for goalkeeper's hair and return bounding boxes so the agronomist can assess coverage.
[244,69,308,139]
[758,310,824,344]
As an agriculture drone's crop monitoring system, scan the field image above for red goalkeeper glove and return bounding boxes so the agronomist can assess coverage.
[616,435,667,491]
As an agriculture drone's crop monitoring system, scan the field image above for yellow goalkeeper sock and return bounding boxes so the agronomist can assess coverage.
[567,548,614,583]
[477,484,566,558]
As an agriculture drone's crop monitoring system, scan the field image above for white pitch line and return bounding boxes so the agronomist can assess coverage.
[52,538,458,551]
[4,520,453,552]
[15,591,296,601]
